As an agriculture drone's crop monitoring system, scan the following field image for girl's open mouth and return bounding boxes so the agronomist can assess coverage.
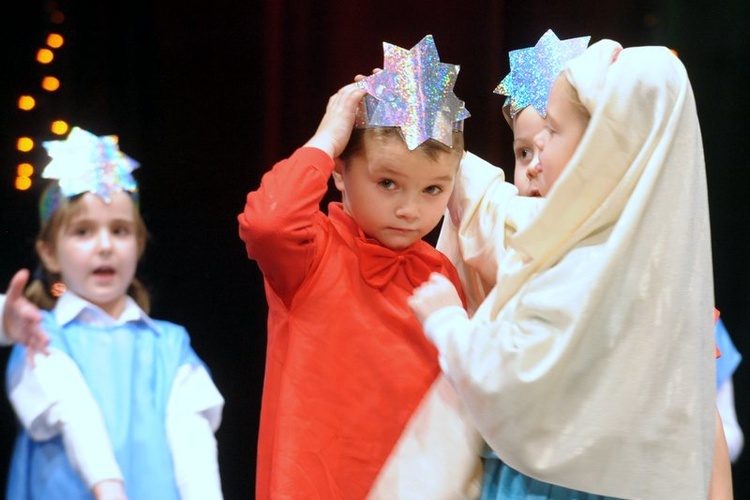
[93,266,115,276]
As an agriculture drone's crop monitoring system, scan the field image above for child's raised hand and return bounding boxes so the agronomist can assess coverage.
[304,82,367,159]
[3,269,49,361]
[408,272,463,325]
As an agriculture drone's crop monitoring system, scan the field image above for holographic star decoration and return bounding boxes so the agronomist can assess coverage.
[356,34,470,150]
[41,126,139,202]
[495,30,590,118]
[38,127,140,223]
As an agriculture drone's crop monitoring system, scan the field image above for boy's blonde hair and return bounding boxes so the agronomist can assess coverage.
[26,186,151,312]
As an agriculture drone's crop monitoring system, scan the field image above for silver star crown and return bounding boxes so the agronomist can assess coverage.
[495,30,590,118]
[42,126,139,202]
[356,35,470,150]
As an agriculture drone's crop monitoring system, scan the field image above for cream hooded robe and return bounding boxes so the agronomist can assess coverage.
[429,40,716,499]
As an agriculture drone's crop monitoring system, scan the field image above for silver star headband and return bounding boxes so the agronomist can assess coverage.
[39,127,139,223]
[495,30,590,119]
[356,35,470,150]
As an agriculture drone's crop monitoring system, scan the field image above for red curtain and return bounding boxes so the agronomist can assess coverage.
[258,0,511,172]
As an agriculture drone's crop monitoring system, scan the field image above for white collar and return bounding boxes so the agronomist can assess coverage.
[53,291,161,333]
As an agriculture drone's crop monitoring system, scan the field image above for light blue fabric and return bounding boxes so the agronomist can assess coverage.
[715,318,741,389]
[5,311,205,499]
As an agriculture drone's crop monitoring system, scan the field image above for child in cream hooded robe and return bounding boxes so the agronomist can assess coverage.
[421,40,716,499]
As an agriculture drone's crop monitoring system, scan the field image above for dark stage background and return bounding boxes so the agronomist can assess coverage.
[1,1,748,498]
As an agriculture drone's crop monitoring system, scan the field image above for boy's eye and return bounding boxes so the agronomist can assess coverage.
[424,185,443,195]
[514,147,533,163]
[378,179,396,190]
[113,225,131,236]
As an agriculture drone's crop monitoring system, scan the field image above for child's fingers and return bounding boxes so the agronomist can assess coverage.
[25,348,35,367]
[326,84,367,130]
[6,269,30,303]
[408,273,461,324]
[419,272,455,294]
[412,273,447,296]
[24,324,51,367]
[428,272,452,287]
[20,298,42,322]
[6,287,47,357]
[337,82,367,106]
[353,67,382,83]
[324,83,363,115]
[26,328,50,367]
[304,83,366,158]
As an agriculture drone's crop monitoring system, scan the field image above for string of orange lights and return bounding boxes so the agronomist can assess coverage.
[14,2,68,191]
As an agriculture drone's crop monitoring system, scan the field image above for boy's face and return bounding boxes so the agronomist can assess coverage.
[534,77,588,195]
[333,134,458,250]
[512,107,546,197]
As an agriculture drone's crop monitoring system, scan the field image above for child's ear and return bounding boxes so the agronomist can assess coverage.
[332,159,345,193]
[36,240,61,274]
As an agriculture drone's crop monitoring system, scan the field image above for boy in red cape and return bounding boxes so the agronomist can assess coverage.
[239,35,482,499]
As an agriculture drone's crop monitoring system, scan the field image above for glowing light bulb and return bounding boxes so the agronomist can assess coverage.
[18,95,36,110]
[17,163,34,177]
[17,137,34,152]
[51,120,69,135]
[42,76,60,91]
[15,176,32,191]
[36,48,54,64]
[47,33,64,48]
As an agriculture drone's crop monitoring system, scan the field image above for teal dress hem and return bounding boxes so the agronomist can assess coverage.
[481,455,621,500]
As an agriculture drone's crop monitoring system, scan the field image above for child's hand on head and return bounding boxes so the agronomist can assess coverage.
[408,272,463,325]
[353,68,382,83]
[304,82,367,159]
[3,269,49,363]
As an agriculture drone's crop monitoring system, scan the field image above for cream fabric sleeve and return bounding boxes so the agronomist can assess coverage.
[7,349,123,488]
[437,153,543,313]
[166,363,225,500]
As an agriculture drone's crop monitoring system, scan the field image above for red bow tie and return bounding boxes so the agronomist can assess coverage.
[355,236,444,290]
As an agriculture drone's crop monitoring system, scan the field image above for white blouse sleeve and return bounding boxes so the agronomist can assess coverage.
[7,348,123,488]
[166,363,225,500]
[717,378,745,463]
